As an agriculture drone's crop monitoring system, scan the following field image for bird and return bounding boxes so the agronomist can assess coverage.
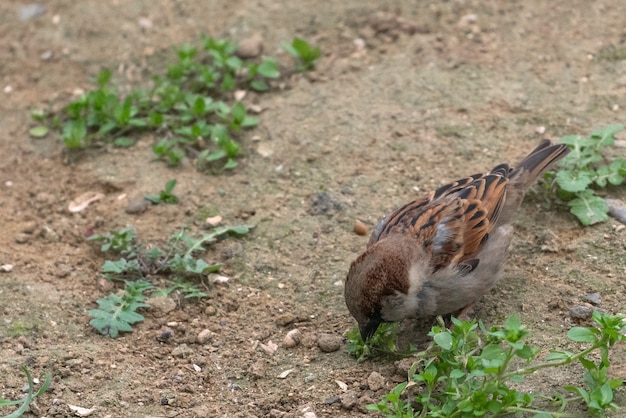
[345,140,570,341]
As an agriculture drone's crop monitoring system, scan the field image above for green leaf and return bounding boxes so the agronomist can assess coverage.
[29,125,49,138]
[590,124,624,148]
[433,331,453,350]
[250,79,269,91]
[555,169,594,192]
[89,283,151,338]
[568,190,609,225]
[114,137,135,148]
[567,327,597,342]
[258,59,280,78]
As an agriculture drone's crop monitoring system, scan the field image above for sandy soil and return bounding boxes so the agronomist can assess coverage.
[1,1,625,417]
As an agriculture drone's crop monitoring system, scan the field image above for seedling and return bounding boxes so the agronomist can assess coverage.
[89,280,153,338]
[367,312,625,417]
[145,179,180,204]
[549,124,626,225]
[282,37,321,71]
[347,323,416,362]
[30,36,314,169]
[88,224,253,337]
[0,366,51,418]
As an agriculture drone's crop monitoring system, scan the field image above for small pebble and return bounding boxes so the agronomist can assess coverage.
[303,412,317,418]
[339,390,358,409]
[284,329,301,348]
[19,4,45,21]
[316,333,342,353]
[206,215,222,227]
[367,371,385,391]
[20,221,38,234]
[197,329,214,344]
[236,34,263,58]
[586,293,601,306]
[353,220,368,236]
[607,199,626,224]
[171,344,194,358]
[14,233,30,244]
[125,196,150,214]
[275,313,296,326]
[569,303,595,321]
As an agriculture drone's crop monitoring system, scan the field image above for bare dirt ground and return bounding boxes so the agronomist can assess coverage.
[1,1,625,417]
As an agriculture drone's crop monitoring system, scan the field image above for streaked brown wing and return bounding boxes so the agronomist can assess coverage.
[368,165,511,271]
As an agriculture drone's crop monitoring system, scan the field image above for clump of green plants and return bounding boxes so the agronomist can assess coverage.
[89,279,153,338]
[282,37,321,71]
[362,312,625,417]
[549,124,626,225]
[0,366,51,418]
[145,179,179,204]
[347,323,417,362]
[87,224,252,337]
[31,36,316,169]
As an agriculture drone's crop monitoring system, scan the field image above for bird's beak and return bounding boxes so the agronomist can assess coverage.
[360,318,382,341]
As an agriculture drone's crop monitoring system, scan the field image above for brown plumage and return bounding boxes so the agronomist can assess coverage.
[345,140,570,340]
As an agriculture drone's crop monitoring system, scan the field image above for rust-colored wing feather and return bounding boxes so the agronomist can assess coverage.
[368,164,511,272]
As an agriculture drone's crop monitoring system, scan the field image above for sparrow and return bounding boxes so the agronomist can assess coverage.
[345,140,570,341]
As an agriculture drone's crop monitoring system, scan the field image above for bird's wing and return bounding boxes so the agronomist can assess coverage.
[368,165,511,272]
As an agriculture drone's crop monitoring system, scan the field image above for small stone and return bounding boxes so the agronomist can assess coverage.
[586,293,602,306]
[146,296,177,317]
[19,4,46,21]
[275,313,296,326]
[197,329,214,344]
[14,233,30,244]
[339,390,358,409]
[569,303,595,321]
[250,358,269,378]
[205,215,222,227]
[236,34,263,58]
[303,412,317,418]
[395,358,415,375]
[367,371,385,391]
[41,225,59,242]
[269,409,286,418]
[353,220,368,236]
[204,305,217,316]
[300,332,317,348]
[171,344,194,358]
[55,263,72,278]
[20,221,38,234]
[316,333,342,353]
[125,196,150,214]
[284,329,302,348]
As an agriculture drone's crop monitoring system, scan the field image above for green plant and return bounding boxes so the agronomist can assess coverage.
[347,323,416,362]
[368,312,625,417]
[145,179,180,204]
[550,124,626,225]
[89,280,153,338]
[30,36,287,169]
[88,226,137,256]
[88,224,253,337]
[282,37,321,71]
[0,366,51,418]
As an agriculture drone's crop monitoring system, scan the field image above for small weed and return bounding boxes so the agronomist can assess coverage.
[347,323,417,362]
[31,36,314,169]
[282,37,321,71]
[548,124,626,225]
[367,312,625,417]
[88,224,253,337]
[89,280,153,338]
[145,179,180,204]
[0,366,51,418]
